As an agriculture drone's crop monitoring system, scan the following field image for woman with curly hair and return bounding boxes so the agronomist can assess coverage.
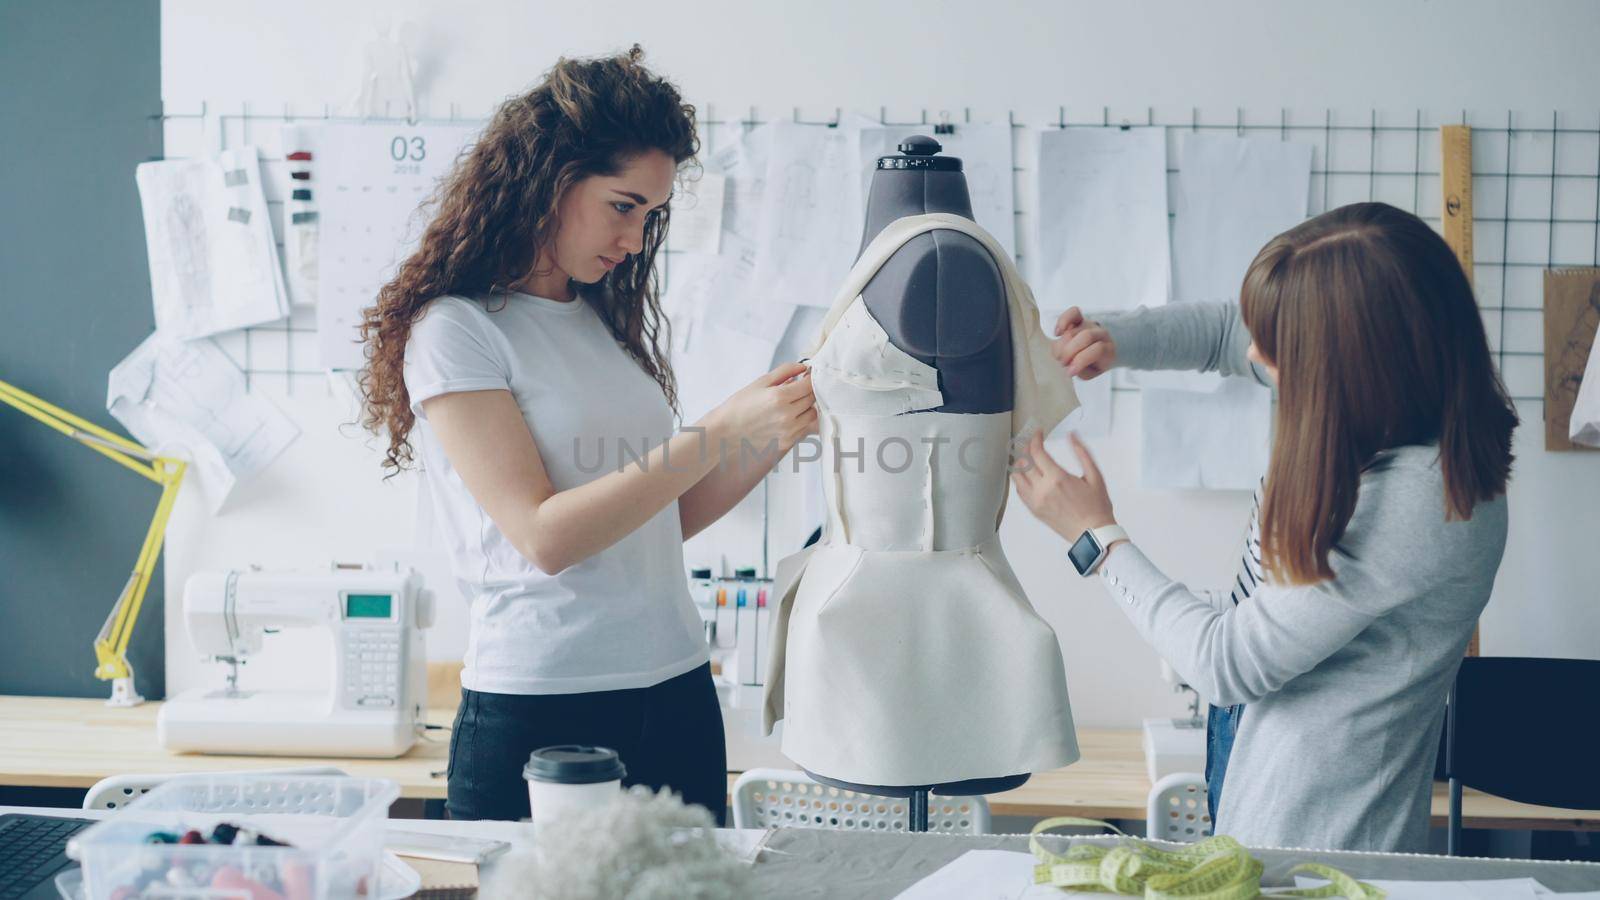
[359,46,815,824]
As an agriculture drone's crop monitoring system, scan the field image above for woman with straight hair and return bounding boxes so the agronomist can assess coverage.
[1014,201,1518,852]
[358,46,815,824]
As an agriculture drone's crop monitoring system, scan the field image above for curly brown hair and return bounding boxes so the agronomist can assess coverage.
[359,44,698,476]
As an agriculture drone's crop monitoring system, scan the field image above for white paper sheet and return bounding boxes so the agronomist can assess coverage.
[670,171,726,256]
[894,850,1097,899]
[1295,875,1553,899]
[1031,127,1169,314]
[665,127,798,350]
[668,319,778,430]
[667,233,794,347]
[295,121,484,370]
[664,246,782,430]
[136,147,289,339]
[750,120,868,310]
[1128,132,1312,396]
[107,333,299,513]
[1129,132,1307,489]
[281,201,319,309]
[665,128,793,428]
[1172,132,1313,306]
[1570,314,1600,446]
[908,854,1570,900]
[860,123,1018,259]
[708,123,772,244]
[1140,377,1272,491]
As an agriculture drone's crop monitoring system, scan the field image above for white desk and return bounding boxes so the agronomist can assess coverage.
[9,805,1600,898]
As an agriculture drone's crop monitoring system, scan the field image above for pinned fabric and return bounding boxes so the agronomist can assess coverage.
[764,214,1080,787]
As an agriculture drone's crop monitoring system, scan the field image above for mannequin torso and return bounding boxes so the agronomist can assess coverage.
[800,135,1029,798]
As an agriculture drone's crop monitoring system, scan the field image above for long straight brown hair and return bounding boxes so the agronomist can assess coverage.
[1239,202,1518,585]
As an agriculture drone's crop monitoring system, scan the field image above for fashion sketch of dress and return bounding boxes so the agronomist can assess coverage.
[761,213,1082,787]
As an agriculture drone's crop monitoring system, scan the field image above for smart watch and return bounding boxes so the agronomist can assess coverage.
[1068,525,1129,576]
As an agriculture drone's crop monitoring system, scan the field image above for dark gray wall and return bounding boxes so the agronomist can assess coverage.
[0,0,165,698]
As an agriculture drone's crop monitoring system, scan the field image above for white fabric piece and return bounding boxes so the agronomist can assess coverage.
[763,214,1080,787]
[1031,127,1170,314]
[807,302,944,417]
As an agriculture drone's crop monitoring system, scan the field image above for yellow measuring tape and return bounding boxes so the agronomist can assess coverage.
[1029,818,1386,899]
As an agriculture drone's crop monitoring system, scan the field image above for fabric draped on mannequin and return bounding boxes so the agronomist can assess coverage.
[761,214,1081,787]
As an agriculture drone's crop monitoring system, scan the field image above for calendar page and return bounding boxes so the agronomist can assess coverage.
[287,122,483,370]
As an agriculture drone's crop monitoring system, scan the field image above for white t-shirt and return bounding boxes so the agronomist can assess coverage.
[403,291,708,695]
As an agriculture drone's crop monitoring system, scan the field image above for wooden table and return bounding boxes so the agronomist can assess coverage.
[2,696,1594,829]
[0,695,452,799]
[980,729,1600,830]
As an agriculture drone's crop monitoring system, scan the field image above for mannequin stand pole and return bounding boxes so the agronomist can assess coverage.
[909,788,930,832]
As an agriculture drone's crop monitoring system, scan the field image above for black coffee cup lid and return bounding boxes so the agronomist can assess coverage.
[524,745,626,785]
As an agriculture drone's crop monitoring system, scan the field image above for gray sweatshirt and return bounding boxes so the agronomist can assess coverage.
[1095,302,1509,853]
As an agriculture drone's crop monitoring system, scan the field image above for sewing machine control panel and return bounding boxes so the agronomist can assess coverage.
[339,592,403,710]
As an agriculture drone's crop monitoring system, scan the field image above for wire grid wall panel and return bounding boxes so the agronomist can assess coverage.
[156,102,1600,403]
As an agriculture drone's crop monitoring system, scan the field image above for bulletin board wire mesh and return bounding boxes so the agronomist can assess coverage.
[155,101,1600,404]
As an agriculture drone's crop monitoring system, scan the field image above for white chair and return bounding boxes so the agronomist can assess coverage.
[731,768,991,835]
[82,766,348,811]
[1146,771,1211,843]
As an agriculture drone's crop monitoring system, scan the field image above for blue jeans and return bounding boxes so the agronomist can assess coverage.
[1205,703,1245,823]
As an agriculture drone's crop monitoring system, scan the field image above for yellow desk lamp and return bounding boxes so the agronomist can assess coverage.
[0,377,185,707]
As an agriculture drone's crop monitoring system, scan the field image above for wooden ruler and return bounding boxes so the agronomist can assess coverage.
[1440,124,1480,657]
[1441,125,1474,287]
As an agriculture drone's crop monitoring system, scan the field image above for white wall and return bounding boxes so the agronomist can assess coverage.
[159,0,1600,725]
[164,1,1600,113]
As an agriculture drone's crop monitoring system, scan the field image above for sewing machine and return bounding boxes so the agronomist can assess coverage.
[157,566,434,758]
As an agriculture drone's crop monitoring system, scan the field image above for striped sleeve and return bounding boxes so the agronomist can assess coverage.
[1228,480,1266,607]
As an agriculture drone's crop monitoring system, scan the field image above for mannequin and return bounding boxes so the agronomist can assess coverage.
[807,137,1028,802]
[761,136,1080,830]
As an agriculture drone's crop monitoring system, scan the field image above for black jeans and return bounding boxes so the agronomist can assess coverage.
[446,662,727,825]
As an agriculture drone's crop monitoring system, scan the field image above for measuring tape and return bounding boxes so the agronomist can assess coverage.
[1029,818,1386,899]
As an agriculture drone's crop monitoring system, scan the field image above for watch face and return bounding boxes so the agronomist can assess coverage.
[1068,531,1103,575]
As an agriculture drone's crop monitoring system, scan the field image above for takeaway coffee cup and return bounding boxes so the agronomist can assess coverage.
[524,745,626,831]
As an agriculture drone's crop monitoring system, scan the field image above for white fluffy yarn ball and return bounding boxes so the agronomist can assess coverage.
[480,785,753,900]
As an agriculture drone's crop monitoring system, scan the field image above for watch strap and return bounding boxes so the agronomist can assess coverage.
[1090,525,1129,554]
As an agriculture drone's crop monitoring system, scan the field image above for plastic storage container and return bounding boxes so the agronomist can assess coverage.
[65,774,399,899]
